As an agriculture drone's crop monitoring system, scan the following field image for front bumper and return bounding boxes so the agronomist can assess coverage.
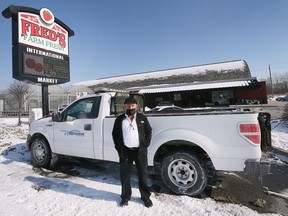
[244,159,271,176]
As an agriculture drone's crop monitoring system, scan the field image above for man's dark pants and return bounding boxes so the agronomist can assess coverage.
[120,148,151,201]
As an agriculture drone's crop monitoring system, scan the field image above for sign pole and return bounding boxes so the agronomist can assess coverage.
[41,84,49,116]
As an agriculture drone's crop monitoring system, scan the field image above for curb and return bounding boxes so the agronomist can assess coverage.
[272,147,288,157]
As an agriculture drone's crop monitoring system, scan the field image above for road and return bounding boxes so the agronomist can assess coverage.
[240,100,287,120]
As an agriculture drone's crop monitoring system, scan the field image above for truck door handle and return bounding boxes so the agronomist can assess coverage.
[84,124,91,131]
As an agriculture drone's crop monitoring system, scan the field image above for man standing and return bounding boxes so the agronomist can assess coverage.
[112,96,153,208]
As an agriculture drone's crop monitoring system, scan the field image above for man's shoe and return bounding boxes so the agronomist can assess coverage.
[119,199,129,207]
[143,199,153,208]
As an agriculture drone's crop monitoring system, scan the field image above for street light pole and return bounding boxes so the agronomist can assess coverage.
[269,65,274,97]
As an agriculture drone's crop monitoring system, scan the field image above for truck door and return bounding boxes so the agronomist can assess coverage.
[53,96,101,158]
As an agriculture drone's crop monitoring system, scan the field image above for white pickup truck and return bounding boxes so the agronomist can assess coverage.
[26,89,270,196]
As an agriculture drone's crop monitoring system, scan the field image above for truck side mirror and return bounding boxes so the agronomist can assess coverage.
[52,112,61,122]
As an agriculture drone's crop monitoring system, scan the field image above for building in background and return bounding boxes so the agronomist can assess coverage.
[74,59,267,108]
[0,60,267,116]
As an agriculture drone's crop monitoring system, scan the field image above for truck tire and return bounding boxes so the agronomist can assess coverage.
[31,138,52,168]
[161,151,207,196]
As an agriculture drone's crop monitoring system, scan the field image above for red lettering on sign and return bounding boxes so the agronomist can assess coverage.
[20,19,66,48]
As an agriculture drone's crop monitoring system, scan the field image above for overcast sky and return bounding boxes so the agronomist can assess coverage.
[1,0,288,90]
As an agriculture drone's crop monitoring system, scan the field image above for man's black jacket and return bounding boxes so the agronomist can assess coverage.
[112,112,152,159]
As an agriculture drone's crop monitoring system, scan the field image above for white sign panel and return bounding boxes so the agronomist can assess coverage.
[18,9,69,55]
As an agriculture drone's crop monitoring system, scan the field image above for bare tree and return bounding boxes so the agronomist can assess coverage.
[267,71,288,95]
[8,81,33,126]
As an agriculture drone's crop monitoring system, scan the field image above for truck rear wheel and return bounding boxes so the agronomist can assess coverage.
[31,137,52,168]
[161,151,207,196]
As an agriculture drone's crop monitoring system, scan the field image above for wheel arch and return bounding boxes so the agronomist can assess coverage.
[28,133,51,151]
[150,128,217,167]
[153,140,213,174]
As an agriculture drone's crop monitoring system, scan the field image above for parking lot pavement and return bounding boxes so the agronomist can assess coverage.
[250,100,287,120]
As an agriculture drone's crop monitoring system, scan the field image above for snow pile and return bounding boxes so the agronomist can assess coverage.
[0,124,28,143]
[271,120,288,151]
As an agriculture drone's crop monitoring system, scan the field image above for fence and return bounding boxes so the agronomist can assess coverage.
[0,111,29,117]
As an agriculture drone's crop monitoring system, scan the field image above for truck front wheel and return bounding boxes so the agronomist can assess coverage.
[31,137,52,168]
[161,151,207,196]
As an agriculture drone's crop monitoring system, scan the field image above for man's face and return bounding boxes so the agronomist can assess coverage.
[124,102,137,110]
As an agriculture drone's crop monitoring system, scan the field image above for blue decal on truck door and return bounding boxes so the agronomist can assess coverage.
[61,130,84,136]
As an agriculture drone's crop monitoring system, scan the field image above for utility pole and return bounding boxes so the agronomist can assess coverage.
[269,64,274,97]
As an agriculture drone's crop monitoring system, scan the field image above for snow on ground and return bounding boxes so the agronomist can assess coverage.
[0,117,287,216]
[271,120,288,151]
